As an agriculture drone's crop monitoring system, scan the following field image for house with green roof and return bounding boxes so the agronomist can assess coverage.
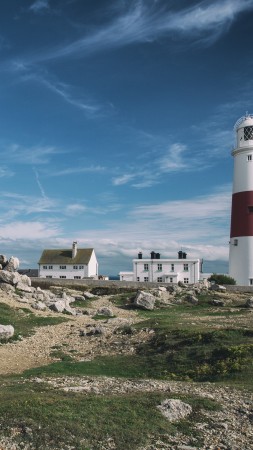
[38,241,98,279]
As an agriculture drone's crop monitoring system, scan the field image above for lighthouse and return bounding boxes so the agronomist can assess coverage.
[229,113,253,285]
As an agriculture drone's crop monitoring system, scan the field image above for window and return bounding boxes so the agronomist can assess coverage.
[171,264,174,272]
[248,154,252,161]
[250,279,253,285]
[137,277,140,281]
[184,278,189,284]
[74,276,81,279]
[234,239,238,246]
[244,126,253,140]
[79,265,84,269]
[43,265,47,269]
[144,277,149,282]
[170,277,173,283]
[60,276,66,279]
[248,206,253,213]
[46,276,52,278]
[183,264,189,271]
[144,263,149,271]
[48,265,53,270]
[157,277,163,282]
[73,265,78,270]
[157,263,162,271]
[60,265,66,269]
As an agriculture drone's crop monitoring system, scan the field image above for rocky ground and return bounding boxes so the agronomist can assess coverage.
[0,281,252,449]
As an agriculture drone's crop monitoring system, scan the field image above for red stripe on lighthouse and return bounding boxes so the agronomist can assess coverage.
[230,191,253,237]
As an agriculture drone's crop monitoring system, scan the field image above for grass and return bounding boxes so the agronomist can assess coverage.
[0,378,219,450]
[21,292,253,389]
[0,302,67,342]
[0,289,252,448]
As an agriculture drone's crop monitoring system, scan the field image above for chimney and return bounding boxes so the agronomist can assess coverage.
[150,251,156,259]
[72,241,77,259]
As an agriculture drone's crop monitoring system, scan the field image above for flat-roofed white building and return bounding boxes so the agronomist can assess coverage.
[38,241,98,280]
[119,251,201,284]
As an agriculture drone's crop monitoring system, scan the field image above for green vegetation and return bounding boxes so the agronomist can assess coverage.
[0,288,252,449]
[0,379,219,450]
[0,302,67,342]
[208,273,236,285]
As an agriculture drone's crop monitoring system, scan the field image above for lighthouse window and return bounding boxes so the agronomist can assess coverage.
[244,126,253,140]
[248,155,252,161]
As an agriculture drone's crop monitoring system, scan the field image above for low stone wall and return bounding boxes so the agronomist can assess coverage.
[30,277,253,293]
[30,277,169,291]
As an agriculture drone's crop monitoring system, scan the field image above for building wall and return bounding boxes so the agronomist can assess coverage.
[120,258,200,283]
[38,264,88,279]
[87,250,98,277]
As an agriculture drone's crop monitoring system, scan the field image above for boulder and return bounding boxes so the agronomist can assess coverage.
[245,297,253,308]
[0,270,20,286]
[96,307,114,317]
[0,324,14,340]
[4,256,19,272]
[185,294,198,305]
[32,301,47,311]
[210,284,226,292]
[0,283,15,293]
[211,299,225,307]
[133,290,156,310]
[0,255,7,266]
[83,291,96,299]
[157,399,192,422]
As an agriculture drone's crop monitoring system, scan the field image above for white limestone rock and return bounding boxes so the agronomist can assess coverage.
[0,324,14,340]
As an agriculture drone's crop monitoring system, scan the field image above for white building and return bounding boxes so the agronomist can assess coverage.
[229,114,253,285]
[38,241,98,279]
[119,251,201,284]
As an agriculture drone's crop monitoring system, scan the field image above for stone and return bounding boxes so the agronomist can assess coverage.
[96,307,114,317]
[32,301,47,311]
[4,256,19,272]
[15,282,33,293]
[245,297,253,308]
[185,294,199,305]
[0,255,7,266]
[0,270,19,285]
[133,290,156,310]
[210,284,226,292]
[211,299,225,306]
[157,399,192,422]
[0,324,14,340]
[83,291,96,299]
[0,283,15,293]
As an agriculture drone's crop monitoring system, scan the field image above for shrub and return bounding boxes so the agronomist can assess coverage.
[208,273,236,285]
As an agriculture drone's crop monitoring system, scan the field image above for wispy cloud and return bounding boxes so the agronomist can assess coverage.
[49,165,105,176]
[41,0,253,61]
[0,221,59,240]
[2,143,62,165]
[0,166,14,178]
[112,173,135,186]
[29,0,50,14]
[33,168,47,199]
[9,64,112,117]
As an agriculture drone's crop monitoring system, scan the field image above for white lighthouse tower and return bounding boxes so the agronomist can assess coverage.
[229,113,253,285]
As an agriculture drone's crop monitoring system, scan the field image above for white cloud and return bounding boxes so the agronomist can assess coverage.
[29,0,50,13]
[0,221,59,240]
[0,166,14,178]
[42,0,253,61]
[50,165,105,176]
[3,144,62,165]
[112,174,135,186]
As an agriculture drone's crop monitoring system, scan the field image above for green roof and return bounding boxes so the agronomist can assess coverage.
[38,248,94,265]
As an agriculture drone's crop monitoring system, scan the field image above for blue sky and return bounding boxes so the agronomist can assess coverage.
[0,0,253,275]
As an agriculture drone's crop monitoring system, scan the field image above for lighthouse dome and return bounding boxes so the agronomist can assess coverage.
[234,113,253,148]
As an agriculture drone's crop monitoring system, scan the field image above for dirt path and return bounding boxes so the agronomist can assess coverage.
[0,293,140,375]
